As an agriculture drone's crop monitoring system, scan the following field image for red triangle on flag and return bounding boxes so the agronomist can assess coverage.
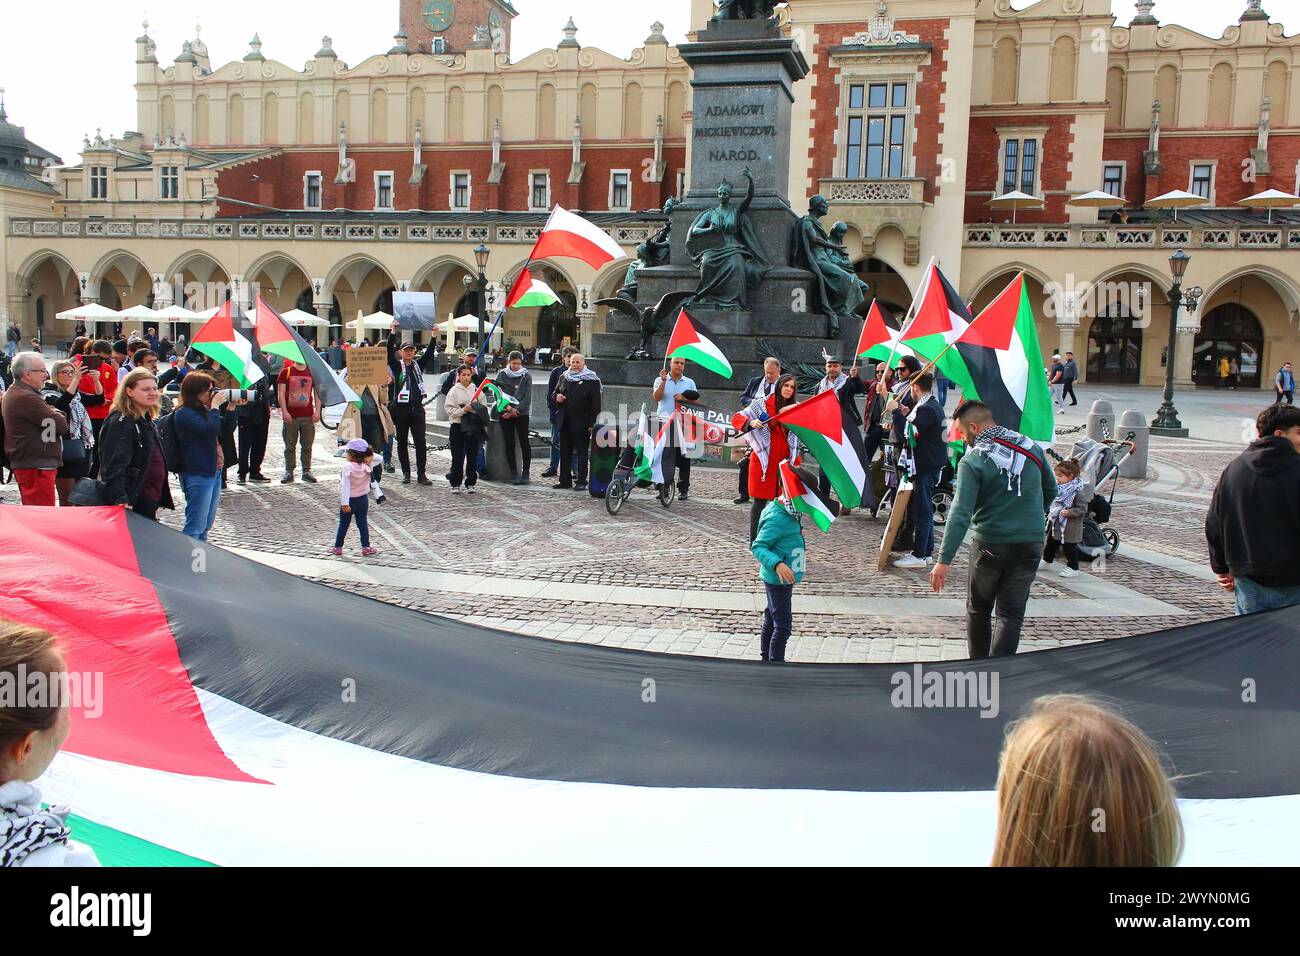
[192,300,235,344]
[855,300,893,357]
[254,296,294,349]
[775,388,842,438]
[960,273,1021,351]
[902,265,952,340]
[665,309,702,355]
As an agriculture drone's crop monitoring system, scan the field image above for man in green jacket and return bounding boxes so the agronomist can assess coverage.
[929,401,1057,658]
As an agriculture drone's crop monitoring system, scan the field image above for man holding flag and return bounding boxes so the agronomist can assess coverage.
[550,353,602,492]
[812,352,868,513]
[651,356,698,502]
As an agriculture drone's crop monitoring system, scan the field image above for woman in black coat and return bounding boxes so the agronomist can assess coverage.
[96,367,174,519]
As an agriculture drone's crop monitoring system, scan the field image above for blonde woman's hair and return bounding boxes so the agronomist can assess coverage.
[111,367,159,420]
[50,359,77,381]
[0,620,61,759]
[992,694,1184,867]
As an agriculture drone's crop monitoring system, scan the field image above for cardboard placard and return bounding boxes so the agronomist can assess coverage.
[346,347,389,388]
[877,486,913,571]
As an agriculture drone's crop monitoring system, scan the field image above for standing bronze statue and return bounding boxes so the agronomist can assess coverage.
[643,196,677,267]
[713,0,785,21]
[792,194,869,338]
[686,169,770,312]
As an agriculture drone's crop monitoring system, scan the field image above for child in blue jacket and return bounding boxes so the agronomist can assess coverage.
[751,497,806,663]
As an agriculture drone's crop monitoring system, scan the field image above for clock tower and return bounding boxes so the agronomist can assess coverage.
[399,0,517,55]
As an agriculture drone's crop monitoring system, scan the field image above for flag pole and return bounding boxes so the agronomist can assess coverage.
[878,255,936,380]
[911,269,1018,381]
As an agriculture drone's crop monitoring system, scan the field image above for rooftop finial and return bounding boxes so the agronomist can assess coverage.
[1241,0,1268,21]
[245,33,264,60]
[0,86,6,123]
[559,17,580,48]
[1131,0,1157,24]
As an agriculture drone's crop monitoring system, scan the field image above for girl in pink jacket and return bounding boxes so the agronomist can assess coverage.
[331,439,378,557]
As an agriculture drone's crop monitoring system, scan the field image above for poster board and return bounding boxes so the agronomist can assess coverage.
[346,347,390,389]
[392,291,438,331]
[877,485,913,571]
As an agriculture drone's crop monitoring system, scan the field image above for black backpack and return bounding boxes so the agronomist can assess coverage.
[155,411,184,474]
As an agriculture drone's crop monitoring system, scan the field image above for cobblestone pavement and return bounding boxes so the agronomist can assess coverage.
[157,407,1238,663]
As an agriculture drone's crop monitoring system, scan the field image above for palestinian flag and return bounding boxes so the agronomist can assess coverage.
[254,296,360,409]
[901,261,974,392]
[949,273,1055,443]
[665,309,733,379]
[633,405,671,484]
[482,381,519,415]
[855,300,915,364]
[504,270,560,310]
[775,389,870,510]
[2,508,1298,865]
[191,301,264,388]
[778,461,836,533]
[528,205,626,269]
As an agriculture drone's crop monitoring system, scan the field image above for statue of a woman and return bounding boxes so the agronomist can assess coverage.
[686,169,769,311]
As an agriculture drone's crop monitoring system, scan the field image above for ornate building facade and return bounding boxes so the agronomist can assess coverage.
[4,0,1300,388]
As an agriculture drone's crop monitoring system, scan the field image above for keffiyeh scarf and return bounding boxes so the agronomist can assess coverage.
[970,424,1036,495]
[0,781,71,867]
[1049,476,1082,538]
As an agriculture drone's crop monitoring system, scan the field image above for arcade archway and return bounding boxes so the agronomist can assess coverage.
[1193,304,1263,389]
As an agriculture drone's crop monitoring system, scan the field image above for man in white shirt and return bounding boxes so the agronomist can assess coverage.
[652,356,698,501]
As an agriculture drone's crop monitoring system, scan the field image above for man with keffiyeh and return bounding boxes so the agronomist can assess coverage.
[929,400,1058,658]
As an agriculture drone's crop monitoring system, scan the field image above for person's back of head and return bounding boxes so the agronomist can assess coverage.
[91,339,112,358]
[993,694,1183,867]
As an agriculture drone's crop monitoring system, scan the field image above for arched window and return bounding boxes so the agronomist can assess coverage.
[486,85,503,139]
[580,83,599,135]
[408,87,426,137]
[262,92,279,144]
[1105,67,1126,127]
[447,86,464,141]
[623,82,642,138]
[160,94,176,137]
[194,94,210,143]
[1156,65,1179,126]
[335,90,352,136]
[228,94,244,145]
[1207,63,1233,127]
[371,88,387,142]
[1265,61,1289,127]
[666,81,686,138]
[992,38,1019,103]
[1049,36,1076,102]
[538,84,556,140]
[298,91,315,143]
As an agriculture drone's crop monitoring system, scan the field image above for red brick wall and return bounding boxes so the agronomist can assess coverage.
[215,144,684,214]
[965,113,1077,222]
[1101,133,1300,205]
[805,18,951,204]
[399,0,511,54]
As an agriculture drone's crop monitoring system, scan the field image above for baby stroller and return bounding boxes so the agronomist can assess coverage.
[1069,437,1132,560]
[605,429,673,515]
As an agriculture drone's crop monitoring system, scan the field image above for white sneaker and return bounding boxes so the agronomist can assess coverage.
[894,555,932,569]
[1057,408,1066,415]
[451,486,462,493]
[466,487,476,494]
[1059,567,1079,578]
[1039,560,1052,571]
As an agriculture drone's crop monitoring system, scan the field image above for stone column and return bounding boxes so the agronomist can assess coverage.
[5,293,27,343]
[1055,290,1081,382]
[1173,308,1199,387]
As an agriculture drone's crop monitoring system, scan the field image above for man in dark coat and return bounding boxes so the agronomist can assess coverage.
[551,353,601,491]
[1206,403,1300,615]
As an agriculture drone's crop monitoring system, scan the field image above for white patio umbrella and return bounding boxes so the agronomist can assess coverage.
[277,308,329,327]
[1145,189,1205,222]
[988,189,1044,224]
[55,302,121,324]
[1237,188,1300,224]
[116,303,160,322]
[152,303,202,322]
[345,312,394,331]
[436,315,483,332]
[1067,189,1126,207]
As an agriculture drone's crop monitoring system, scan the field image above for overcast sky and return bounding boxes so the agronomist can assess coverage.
[0,2,1262,163]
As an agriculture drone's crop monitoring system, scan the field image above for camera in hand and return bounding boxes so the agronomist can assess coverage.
[213,387,254,404]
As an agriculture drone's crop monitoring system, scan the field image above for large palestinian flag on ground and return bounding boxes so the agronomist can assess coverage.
[776,389,870,510]
[190,301,265,389]
[946,272,1055,443]
[3,508,1297,865]
[664,309,733,379]
[254,296,360,409]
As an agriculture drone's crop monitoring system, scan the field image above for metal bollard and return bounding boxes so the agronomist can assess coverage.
[1086,400,1114,442]
[1118,408,1149,479]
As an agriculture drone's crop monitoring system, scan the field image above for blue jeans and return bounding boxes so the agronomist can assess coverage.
[761,583,794,662]
[335,494,371,548]
[911,469,941,559]
[181,472,222,541]
[1233,576,1300,616]
[936,378,948,408]
[547,409,577,473]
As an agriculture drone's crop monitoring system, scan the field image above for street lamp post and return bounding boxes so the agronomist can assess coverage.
[1150,249,1201,438]
[473,242,490,359]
